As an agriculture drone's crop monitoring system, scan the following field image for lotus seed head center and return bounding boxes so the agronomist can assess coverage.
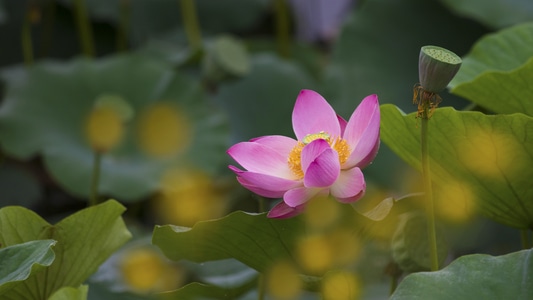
[423,46,461,65]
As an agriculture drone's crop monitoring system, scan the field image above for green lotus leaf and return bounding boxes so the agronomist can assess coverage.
[182,258,258,289]
[449,22,533,116]
[391,249,533,299]
[83,281,153,300]
[0,53,228,201]
[159,279,256,300]
[215,53,316,141]
[0,200,131,299]
[202,35,251,83]
[152,211,303,272]
[245,38,325,80]
[391,213,448,273]
[0,240,56,296]
[439,0,533,29]
[380,104,533,229]
[48,285,88,300]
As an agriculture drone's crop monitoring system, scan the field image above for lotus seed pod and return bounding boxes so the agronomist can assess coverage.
[418,45,462,93]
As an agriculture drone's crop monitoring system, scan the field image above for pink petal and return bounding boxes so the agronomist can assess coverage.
[236,176,285,198]
[250,135,297,157]
[267,201,306,218]
[354,137,380,169]
[292,90,341,141]
[330,167,366,203]
[343,94,380,168]
[229,166,301,194]
[227,141,295,179]
[283,186,323,207]
[300,139,331,172]
[336,189,365,204]
[337,115,347,136]
[301,140,340,188]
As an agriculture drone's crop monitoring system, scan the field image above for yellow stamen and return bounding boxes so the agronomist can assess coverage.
[288,141,305,179]
[288,132,351,179]
[333,138,350,165]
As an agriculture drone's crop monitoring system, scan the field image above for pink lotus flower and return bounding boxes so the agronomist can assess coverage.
[227,90,380,218]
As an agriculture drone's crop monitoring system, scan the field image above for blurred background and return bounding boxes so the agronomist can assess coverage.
[0,0,527,299]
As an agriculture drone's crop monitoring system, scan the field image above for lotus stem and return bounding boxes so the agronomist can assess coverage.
[116,0,130,52]
[73,0,95,57]
[521,229,531,249]
[420,96,439,271]
[256,195,267,300]
[389,273,398,295]
[179,0,202,51]
[89,152,102,206]
[21,12,34,66]
[274,0,290,58]
[257,274,266,300]
[387,262,402,295]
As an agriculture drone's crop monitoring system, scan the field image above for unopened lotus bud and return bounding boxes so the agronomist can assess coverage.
[86,94,131,153]
[94,94,134,122]
[86,106,124,153]
[418,45,462,93]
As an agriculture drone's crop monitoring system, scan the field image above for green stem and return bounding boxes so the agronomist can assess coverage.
[21,11,34,66]
[256,195,267,300]
[387,262,402,295]
[257,274,266,300]
[389,273,399,295]
[89,152,102,206]
[521,229,531,249]
[258,197,267,214]
[179,0,202,51]
[116,0,130,52]
[73,0,95,57]
[274,0,290,58]
[421,104,439,271]
[39,0,56,58]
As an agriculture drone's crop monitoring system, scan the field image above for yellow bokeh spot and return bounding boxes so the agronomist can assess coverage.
[265,260,302,299]
[120,247,183,293]
[435,180,475,223]
[322,271,362,300]
[156,168,227,227]
[295,233,334,275]
[459,129,518,178]
[137,102,191,158]
[327,229,361,266]
[304,196,341,230]
[85,106,124,152]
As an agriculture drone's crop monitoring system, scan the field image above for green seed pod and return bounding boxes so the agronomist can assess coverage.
[418,45,462,93]
[391,212,448,273]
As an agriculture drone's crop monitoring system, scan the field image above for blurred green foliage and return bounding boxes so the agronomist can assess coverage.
[0,0,531,299]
